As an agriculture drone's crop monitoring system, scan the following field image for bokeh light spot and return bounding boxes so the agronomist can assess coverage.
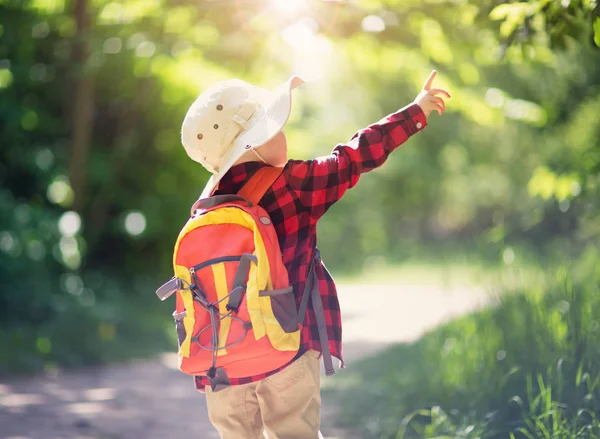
[36,337,52,354]
[21,110,39,131]
[0,66,13,89]
[59,236,78,257]
[136,41,155,58]
[47,176,74,207]
[58,211,82,236]
[124,212,146,236]
[35,148,54,170]
[362,15,386,33]
[128,33,146,49]
[503,247,515,265]
[0,231,17,254]
[504,99,547,125]
[99,2,125,25]
[32,21,50,38]
[103,37,122,54]
[485,88,505,108]
[62,273,84,295]
[59,236,81,270]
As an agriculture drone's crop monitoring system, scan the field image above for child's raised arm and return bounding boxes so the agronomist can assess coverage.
[286,71,450,222]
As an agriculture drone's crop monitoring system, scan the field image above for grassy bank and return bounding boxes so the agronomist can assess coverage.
[0,294,174,376]
[329,248,600,438]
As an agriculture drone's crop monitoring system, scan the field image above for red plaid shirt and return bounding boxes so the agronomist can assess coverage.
[195,103,427,391]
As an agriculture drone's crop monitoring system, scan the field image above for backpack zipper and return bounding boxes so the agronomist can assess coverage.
[190,255,244,273]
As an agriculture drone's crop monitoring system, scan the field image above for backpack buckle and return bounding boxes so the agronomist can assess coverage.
[155,277,181,301]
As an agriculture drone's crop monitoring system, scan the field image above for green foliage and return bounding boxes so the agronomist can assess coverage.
[488,0,599,49]
[0,0,598,371]
[330,247,600,438]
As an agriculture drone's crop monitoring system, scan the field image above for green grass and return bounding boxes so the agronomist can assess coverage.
[329,247,600,438]
[0,295,174,376]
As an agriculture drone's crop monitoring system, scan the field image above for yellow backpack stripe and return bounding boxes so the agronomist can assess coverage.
[211,262,232,356]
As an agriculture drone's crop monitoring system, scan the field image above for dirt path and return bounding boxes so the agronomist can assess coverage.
[0,283,489,439]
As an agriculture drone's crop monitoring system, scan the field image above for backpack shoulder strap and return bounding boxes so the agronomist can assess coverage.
[237,166,284,205]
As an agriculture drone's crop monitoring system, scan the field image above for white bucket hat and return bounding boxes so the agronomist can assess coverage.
[181,76,304,200]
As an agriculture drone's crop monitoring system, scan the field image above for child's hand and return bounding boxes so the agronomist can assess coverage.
[414,70,451,118]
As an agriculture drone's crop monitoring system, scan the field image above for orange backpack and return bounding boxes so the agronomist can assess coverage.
[156,167,330,391]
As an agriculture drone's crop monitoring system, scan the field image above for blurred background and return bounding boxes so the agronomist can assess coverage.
[1,0,599,438]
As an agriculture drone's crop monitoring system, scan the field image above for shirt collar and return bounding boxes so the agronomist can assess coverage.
[216,161,269,194]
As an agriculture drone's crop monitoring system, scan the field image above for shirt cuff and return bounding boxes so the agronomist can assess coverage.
[383,102,428,135]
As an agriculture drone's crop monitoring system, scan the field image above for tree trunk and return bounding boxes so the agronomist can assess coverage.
[69,0,95,214]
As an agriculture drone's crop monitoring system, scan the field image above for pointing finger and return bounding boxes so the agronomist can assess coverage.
[423,70,436,91]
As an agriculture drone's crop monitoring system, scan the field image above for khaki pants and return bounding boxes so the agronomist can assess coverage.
[205,350,322,439]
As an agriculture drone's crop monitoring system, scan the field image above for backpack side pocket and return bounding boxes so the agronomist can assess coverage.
[259,287,298,333]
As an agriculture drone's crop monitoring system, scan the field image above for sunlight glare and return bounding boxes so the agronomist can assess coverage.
[270,0,305,15]
[280,19,333,81]
[281,20,317,52]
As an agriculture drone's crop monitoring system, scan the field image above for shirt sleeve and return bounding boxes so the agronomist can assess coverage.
[285,103,427,222]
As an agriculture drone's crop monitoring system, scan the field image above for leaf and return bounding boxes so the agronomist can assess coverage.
[594,17,600,48]
[489,2,541,21]
[489,4,522,21]
[29,0,65,14]
[489,3,532,39]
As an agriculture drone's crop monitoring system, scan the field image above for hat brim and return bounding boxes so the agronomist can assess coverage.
[199,76,303,200]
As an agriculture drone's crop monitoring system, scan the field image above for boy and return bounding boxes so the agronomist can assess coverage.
[180,71,450,439]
